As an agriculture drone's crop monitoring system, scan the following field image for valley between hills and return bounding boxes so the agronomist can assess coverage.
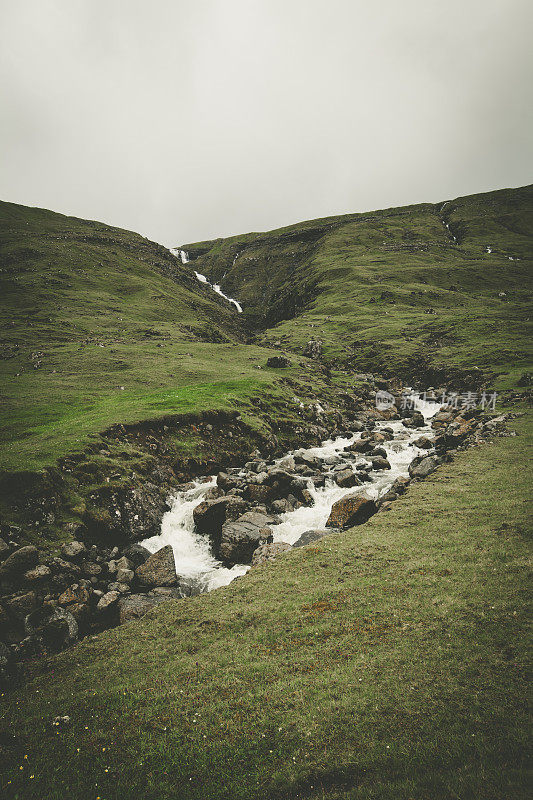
[0,185,531,799]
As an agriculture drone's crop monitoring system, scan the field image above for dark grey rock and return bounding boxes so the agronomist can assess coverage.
[293,529,331,547]
[122,543,151,567]
[335,469,361,488]
[193,496,247,546]
[219,512,274,564]
[266,355,290,368]
[25,606,78,650]
[0,546,39,579]
[118,593,168,624]
[408,455,440,478]
[136,545,178,587]
[251,542,291,566]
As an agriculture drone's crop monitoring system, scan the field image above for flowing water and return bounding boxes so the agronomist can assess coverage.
[194,270,243,312]
[167,247,243,312]
[142,395,441,592]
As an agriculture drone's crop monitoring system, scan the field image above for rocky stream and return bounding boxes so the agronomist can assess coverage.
[0,390,511,686]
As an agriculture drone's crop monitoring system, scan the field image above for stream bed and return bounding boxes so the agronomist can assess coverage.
[142,395,442,593]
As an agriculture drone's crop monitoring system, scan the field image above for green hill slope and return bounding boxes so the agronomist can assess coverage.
[0,202,281,471]
[182,185,533,386]
[1,185,531,475]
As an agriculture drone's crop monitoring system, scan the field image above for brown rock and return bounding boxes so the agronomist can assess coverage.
[245,484,274,503]
[58,586,91,606]
[326,492,377,528]
[431,411,454,429]
[413,436,433,449]
[136,546,178,587]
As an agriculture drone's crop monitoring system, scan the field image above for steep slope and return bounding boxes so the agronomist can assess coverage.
[0,202,279,472]
[182,185,533,386]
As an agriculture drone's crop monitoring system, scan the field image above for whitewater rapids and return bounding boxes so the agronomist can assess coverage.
[142,395,441,592]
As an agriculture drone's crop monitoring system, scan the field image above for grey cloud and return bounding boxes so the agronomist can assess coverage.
[1,0,532,247]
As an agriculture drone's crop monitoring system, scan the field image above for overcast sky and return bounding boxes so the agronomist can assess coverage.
[1,0,532,247]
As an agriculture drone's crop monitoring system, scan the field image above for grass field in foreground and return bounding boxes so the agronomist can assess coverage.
[1,413,531,800]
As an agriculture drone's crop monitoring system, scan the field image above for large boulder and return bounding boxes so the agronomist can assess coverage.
[293,529,331,548]
[303,339,323,359]
[251,542,291,566]
[216,472,243,492]
[371,456,391,471]
[408,455,440,478]
[193,496,247,548]
[443,418,476,445]
[334,469,361,489]
[121,482,169,540]
[219,512,274,564]
[83,482,168,544]
[345,438,372,454]
[60,541,86,561]
[245,484,274,504]
[294,453,321,469]
[265,468,294,487]
[402,411,426,429]
[0,546,39,579]
[122,543,151,567]
[25,607,78,651]
[136,545,178,588]
[326,492,377,528]
[266,355,290,368]
[413,436,433,449]
[118,593,168,624]
[431,411,454,429]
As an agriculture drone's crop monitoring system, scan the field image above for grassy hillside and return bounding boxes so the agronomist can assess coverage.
[0,202,286,472]
[1,413,530,799]
[1,187,531,475]
[184,185,533,386]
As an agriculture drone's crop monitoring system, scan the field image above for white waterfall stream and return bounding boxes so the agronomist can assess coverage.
[168,247,243,312]
[142,395,442,593]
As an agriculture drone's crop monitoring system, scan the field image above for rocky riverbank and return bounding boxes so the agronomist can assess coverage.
[0,382,513,688]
